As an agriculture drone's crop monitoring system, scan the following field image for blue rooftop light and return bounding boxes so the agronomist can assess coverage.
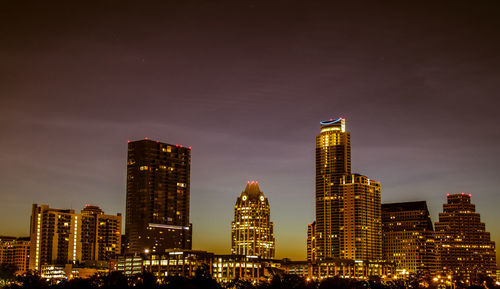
[320,118,343,125]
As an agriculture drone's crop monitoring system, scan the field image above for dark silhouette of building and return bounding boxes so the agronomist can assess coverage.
[231,181,275,258]
[434,193,496,282]
[382,201,436,276]
[313,118,381,261]
[125,139,192,254]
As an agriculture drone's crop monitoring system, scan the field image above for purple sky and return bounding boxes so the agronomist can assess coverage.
[1,1,500,260]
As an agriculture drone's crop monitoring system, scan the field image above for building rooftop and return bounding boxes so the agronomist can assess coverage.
[382,201,429,212]
[241,181,264,201]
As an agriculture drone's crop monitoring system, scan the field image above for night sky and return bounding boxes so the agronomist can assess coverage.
[1,1,500,260]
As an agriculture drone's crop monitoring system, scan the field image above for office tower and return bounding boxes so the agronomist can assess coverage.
[231,181,275,258]
[315,118,382,261]
[29,204,122,271]
[382,201,436,276]
[0,237,30,274]
[125,139,192,254]
[307,222,316,261]
[80,205,121,263]
[29,205,80,271]
[434,193,496,281]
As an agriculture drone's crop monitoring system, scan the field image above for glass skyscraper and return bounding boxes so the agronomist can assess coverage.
[125,139,192,254]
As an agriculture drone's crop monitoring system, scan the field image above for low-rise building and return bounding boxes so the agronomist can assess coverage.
[0,236,30,274]
[113,250,395,283]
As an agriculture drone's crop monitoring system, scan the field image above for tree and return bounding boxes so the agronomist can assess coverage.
[0,263,17,287]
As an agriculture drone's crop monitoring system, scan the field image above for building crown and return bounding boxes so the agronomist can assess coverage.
[320,117,345,132]
[240,181,265,202]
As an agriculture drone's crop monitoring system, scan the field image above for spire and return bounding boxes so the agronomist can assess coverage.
[241,181,264,200]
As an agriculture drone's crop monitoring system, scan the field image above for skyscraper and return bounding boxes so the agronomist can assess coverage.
[314,118,382,261]
[382,201,436,276]
[231,181,275,258]
[125,139,192,254]
[434,193,496,282]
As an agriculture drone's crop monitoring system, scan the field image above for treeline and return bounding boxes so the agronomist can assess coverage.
[2,267,497,289]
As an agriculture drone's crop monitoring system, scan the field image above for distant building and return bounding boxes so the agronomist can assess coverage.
[338,174,381,261]
[434,193,497,282]
[231,181,275,258]
[114,250,396,283]
[283,258,395,280]
[382,201,436,276]
[125,139,192,254]
[40,264,108,281]
[0,236,30,274]
[307,222,316,261]
[314,118,381,261]
[29,204,121,271]
[29,205,79,271]
[80,205,121,263]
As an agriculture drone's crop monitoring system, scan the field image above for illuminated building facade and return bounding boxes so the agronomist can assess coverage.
[80,205,121,263]
[116,250,274,283]
[314,118,381,261]
[338,174,381,261]
[382,201,436,276]
[283,258,395,280]
[231,181,275,258]
[125,139,192,254]
[307,222,316,261]
[115,250,395,283]
[29,205,80,271]
[434,193,496,281]
[29,204,121,271]
[0,237,30,274]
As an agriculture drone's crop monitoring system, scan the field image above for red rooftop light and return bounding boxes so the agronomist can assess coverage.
[175,144,178,147]
[188,146,192,150]
[447,194,450,196]
[180,145,183,148]
[468,194,472,197]
[145,137,148,140]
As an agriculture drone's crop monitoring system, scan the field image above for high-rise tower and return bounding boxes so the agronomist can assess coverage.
[315,118,350,260]
[125,139,192,254]
[231,181,275,258]
[382,201,436,276]
[434,193,496,282]
[314,118,381,261]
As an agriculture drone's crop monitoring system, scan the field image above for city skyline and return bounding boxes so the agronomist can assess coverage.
[2,0,500,262]
[2,125,499,262]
